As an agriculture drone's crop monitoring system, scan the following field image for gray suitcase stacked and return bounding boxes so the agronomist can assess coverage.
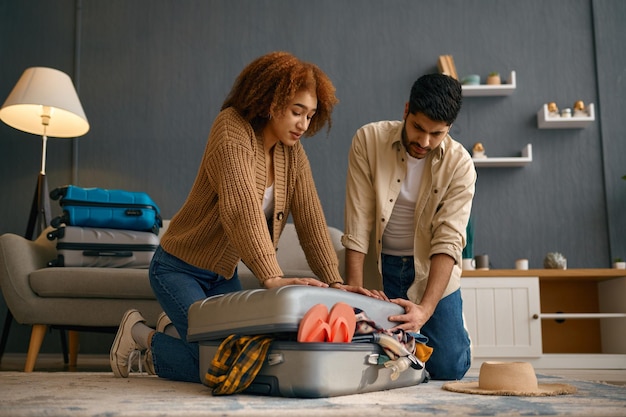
[187,286,428,398]
[46,225,159,268]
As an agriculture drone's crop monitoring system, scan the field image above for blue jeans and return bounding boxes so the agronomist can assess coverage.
[381,253,471,380]
[148,246,243,383]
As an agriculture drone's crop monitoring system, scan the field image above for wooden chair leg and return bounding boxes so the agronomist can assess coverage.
[24,324,47,372]
[59,329,69,364]
[68,330,79,367]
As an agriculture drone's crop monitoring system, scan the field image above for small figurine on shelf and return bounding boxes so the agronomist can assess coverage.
[561,108,572,118]
[486,72,501,85]
[472,142,486,159]
[547,102,559,118]
[573,100,587,117]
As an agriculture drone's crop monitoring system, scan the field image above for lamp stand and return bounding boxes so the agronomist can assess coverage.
[25,132,52,240]
[25,172,52,241]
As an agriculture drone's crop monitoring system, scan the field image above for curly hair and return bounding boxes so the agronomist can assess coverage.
[221,51,338,137]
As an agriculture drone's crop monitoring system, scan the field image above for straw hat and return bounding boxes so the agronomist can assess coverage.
[442,361,577,396]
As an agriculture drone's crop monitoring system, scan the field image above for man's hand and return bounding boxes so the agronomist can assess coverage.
[263,277,329,289]
[387,298,434,333]
[385,253,452,331]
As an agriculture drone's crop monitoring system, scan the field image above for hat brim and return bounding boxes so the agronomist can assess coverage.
[442,381,577,396]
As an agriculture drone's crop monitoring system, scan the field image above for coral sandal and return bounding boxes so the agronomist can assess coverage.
[328,302,357,343]
[297,304,331,342]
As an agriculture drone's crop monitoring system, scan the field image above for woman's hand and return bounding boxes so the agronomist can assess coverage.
[330,284,386,300]
[263,276,329,289]
[262,278,387,302]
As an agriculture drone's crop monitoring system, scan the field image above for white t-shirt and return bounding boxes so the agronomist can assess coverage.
[382,153,425,256]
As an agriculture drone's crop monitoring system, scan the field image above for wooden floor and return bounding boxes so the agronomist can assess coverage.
[1,353,625,386]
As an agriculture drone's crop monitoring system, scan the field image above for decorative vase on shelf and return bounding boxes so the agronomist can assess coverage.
[461,74,480,85]
[544,252,567,269]
[486,72,501,85]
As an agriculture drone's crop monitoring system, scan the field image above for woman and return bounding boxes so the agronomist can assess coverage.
[110,51,366,383]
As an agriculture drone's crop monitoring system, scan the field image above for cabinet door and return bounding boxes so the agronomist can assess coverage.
[461,277,542,357]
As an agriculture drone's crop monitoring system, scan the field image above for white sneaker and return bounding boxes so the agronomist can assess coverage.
[110,309,146,378]
[143,349,156,375]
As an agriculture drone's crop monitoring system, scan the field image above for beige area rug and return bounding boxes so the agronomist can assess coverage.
[0,371,625,417]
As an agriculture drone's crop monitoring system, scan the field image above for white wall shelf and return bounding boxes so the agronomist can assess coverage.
[462,71,516,97]
[472,143,532,168]
[537,103,595,129]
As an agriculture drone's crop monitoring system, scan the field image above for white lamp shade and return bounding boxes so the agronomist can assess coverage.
[0,67,89,138]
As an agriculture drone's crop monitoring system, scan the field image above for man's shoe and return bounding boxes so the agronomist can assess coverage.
[110,309,146,378]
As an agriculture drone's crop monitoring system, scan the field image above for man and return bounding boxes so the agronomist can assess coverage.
[342,73,476,380]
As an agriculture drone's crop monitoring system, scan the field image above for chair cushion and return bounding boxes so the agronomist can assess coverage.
[30,267,155,299]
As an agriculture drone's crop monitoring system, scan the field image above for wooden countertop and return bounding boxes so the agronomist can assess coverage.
[461,268,626,281]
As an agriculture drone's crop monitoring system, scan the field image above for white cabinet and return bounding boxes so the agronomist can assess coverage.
[461,277,542,358]
[461,270,626,370]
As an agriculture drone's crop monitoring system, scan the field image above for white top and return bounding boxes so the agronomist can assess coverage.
[263,183,275,221]
[382,153,425,256]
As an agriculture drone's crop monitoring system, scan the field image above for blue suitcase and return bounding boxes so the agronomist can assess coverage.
[50,185,163,234]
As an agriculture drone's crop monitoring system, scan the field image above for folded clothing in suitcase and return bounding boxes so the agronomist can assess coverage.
[50,185,163,234]
[46,225,159,268]
[188,286,428,398]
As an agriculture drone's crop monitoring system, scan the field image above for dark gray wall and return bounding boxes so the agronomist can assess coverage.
[1,0,624,354]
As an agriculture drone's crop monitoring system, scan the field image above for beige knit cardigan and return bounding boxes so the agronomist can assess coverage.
[160,107,343,286]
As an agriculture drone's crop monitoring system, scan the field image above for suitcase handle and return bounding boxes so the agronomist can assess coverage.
[49,186,69,201]
[50,213,69,229]
[82,250,133,258]
[47,255,64,267]
[47,227,66,240]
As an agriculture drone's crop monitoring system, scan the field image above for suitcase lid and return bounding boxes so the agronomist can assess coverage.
[187,286,405,342]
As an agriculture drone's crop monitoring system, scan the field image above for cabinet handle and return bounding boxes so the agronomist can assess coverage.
[532,314,539,320]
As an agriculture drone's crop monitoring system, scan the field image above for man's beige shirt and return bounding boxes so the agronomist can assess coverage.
[342,120,476,303]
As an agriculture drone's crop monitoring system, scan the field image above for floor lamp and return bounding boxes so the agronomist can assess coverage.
[0,67,90,362]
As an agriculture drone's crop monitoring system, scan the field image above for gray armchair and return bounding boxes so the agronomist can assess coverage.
[0,226,165,372]
[0,221,344,371]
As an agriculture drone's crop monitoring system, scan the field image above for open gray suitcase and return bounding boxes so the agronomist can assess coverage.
[46,225,159,268]
[187,286,428,398]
